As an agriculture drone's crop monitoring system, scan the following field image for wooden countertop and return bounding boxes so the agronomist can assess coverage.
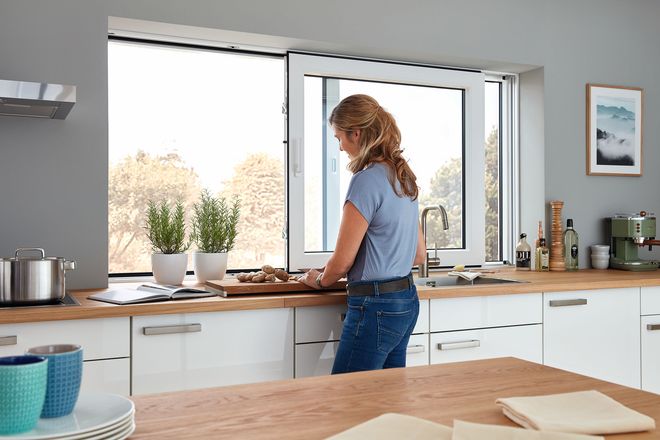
[3,269,660,324]
[128,357,660,439]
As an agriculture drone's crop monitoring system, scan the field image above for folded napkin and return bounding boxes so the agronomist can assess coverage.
[448,271,483,281]
[326,413,452,440]
[452,420,603,440]
[496,390,656,435]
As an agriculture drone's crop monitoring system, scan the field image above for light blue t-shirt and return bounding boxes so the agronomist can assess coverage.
[345,162,419,282]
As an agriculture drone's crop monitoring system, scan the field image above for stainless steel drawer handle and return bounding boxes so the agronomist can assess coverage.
[406,344,426,354]
[437,340,480,350]
[647,324,660,331]
[0,335,17,346]
[549,299,587,307]
[143,324,201,336]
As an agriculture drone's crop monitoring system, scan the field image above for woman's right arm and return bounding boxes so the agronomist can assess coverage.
[413,223,426,266]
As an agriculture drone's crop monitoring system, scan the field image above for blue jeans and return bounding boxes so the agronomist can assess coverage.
[331,276,419,374]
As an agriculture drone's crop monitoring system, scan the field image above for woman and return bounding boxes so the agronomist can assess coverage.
[298,94,426,374]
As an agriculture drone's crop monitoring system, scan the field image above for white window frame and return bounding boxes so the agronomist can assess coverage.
[287,52,485,270]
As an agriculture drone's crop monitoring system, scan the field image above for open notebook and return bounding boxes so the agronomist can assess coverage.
[88,283,217,305]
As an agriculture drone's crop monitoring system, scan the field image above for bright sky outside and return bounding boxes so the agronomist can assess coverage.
[109,41,499,197]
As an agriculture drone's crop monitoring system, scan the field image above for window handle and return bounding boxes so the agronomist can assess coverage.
[292,138,303,176]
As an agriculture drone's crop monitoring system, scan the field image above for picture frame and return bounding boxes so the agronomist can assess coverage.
[586,84,643,176]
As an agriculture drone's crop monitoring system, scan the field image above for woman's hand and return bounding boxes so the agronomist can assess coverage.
[297,269,322,289]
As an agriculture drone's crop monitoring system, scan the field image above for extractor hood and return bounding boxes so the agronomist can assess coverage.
[0,79,76,119]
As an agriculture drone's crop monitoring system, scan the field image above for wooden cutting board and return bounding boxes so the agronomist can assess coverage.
[205,278,347,296]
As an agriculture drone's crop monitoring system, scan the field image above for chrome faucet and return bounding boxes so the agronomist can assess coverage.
[419,205,449,277]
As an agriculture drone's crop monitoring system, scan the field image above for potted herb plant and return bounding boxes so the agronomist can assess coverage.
[190,190,240,282]
[145,200,190,285]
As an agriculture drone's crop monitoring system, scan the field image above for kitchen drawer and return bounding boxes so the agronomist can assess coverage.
[132,309,294,395]
[0,317,129,360]
[641,287,660,315]
[295,341,339,378]
[430,293,542,332]
[430,324,542,365]
[295,334,429,378]
[405,333,429,367]
[296,304,346,343]
[642,315,660,394]
[82,358,130,396]
[295,300,429,344]
[413,300,429,334]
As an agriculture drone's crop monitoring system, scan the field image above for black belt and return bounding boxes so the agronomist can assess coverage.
[346,274,413,297]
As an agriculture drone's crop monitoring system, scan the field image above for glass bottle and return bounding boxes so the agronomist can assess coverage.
[516,233,531,270]
[535,238,549,271]
[564,219,579,271]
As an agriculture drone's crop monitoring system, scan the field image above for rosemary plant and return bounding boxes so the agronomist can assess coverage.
[145,200,190,254]
[190,190,241,253]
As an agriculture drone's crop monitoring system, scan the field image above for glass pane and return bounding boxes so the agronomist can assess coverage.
[303,76,464,253]
[485,81,501,262]
[108,41,285,273]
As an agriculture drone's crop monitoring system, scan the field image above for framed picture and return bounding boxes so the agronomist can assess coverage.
[586,83,643,176]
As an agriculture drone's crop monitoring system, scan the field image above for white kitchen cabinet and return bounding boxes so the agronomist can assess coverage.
[405,333,429,367]
[543,288,640,388]
[295,341,339,378]
[430,324,542,365]
[295,299,429,345]
[641,286,660,315]
[132,308,294,395]
[0,317,130,360]
[296,304,346,344]
[430,293,542,332]
[641,315,660,394]
[82,358,130,396]
[295,334,428,378]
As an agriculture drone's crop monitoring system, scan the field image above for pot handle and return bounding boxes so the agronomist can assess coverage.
[64,260,76,271]
[15,248,45,259]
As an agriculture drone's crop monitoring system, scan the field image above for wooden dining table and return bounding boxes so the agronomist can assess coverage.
[128,357,660,439]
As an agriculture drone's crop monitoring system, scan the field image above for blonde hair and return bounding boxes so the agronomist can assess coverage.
[329,94,418,200]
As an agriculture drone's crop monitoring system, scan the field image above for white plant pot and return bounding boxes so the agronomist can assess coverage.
[192,252,228,282]
[151,253,188,285]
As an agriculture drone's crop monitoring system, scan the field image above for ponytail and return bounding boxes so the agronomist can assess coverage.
[329,94,419,200]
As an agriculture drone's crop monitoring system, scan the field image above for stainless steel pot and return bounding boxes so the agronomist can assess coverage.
[0,248,76,305]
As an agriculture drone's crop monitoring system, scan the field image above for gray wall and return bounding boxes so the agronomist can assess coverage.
[1,0,659,288]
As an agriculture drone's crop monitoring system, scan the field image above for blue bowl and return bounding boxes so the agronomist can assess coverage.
[0,355,48,434]
[26,345,83,418]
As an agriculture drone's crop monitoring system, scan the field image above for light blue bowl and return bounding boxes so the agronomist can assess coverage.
[26,344,83,418]
[0,355,48,434]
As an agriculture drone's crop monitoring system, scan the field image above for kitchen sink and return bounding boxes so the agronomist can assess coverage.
[414,276,528,287]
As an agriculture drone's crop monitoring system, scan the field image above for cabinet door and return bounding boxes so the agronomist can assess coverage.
[430,324,542,365]
[405,333,429,367]
[0,318,129,360]
[132,308,294,395]
[296,305,346,343]
[543,288,640,388]
[295,341,339,378]
[641,287,660,316]
[82,358,130,396]
[642,315,660,394]
[430,293,541,332]
[295,334,428,378]
[413,300,429,334]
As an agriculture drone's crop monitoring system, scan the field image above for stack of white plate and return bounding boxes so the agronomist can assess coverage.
[0,393,135,440]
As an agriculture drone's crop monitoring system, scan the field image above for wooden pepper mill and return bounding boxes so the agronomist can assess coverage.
[549,200,566,271]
